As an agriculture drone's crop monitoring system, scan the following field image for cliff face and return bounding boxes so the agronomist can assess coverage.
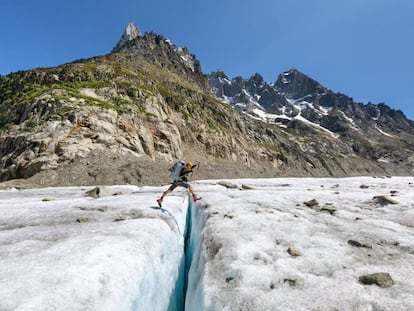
[0,27,413,188]
[0,55,279,186]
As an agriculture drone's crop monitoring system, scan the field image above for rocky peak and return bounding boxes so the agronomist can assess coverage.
[112,22,141,52]
[251,72,264,83]
[208,67,414,165]
[208,71,289,114]
[245,73,266,94]
[209,70,229,80]
[111,23,207,89]
[272,69,414,132]
[275,68,326,101]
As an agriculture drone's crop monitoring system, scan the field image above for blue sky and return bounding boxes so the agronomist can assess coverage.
[1,0,413,120]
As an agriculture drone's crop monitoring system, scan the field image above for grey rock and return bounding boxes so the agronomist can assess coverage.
[76,217,89,223]
[304,199,319,207]
[114,216,126,222]
[321,204,336,215]
[283,278,297,286]
[287,247,302,257]
[373,195,398,205]
[347,240,372,249]
[359,272,395,288]
[218,181,239,189]
[85,187,100,198]
[241,184,254,190]
[112,22,141,52]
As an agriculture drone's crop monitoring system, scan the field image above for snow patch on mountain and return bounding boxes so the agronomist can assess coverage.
[208,71,345,136]
[375,124,395,138]
[295,115,339,138]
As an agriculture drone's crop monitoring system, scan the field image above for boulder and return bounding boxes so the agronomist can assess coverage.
[85,187,100,198]
[373,195,398,205]
[287,247,302,257]
[347,240,372,249]
[218,181,239,189]
[303,199,319,207]
[359,273,395,288]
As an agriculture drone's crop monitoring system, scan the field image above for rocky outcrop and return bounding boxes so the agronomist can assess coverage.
[359,273,395,288]
[112,21,142,52]
[0,88,185,181]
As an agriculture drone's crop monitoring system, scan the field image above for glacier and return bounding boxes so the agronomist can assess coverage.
[1,177,414,310]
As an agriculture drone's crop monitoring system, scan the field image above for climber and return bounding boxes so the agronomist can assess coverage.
[156,161,200,207]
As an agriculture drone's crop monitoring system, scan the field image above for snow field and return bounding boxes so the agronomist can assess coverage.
[0,185,188,311]
[0,177,413,311]
[192,177,414,311]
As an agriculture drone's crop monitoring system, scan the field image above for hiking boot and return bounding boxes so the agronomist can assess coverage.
[156,198,163,207]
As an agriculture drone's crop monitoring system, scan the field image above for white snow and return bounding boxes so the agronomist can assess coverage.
[190,177,414,310]
[1,177,414,310]
[219,88,341,137]
[372,108,381,121]
[218,77,232,85]
[179,53,195,72]
[378,158,391,163]
[318,105,332,116]
[0,185,188,311]
[240,90,265,111]
[293,103,340,139]
[251,108,266,119]
[375,123,396,138]
[339,110,361,133]
[291,95,313,104]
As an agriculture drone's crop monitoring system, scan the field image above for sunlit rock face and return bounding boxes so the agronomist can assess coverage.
[112,21,142,52]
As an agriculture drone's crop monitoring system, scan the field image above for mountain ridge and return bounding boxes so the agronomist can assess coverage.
[0,23,413,188]
[208,68,414,162]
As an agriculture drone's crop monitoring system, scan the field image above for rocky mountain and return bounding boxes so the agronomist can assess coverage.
[112,21,142,52]
[209,69,414,167]
[0,23,413,188]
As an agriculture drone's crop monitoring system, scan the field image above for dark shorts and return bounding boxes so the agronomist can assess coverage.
[168,180,189,191]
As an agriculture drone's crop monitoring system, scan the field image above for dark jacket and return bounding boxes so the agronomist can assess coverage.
[179,165,197,182]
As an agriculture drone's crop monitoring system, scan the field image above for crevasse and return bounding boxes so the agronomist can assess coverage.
[168,197,205,311]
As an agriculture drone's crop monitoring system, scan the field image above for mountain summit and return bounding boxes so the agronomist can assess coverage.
[111,26,206,89]
[112,22,141,52]
[0,23,413,187]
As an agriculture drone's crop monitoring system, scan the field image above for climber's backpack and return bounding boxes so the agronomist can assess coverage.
[169,160,185,181]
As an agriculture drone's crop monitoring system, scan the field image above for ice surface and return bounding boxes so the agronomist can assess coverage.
[0,185,188,311]
[192,177,414,310]
[1,177,413,310]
